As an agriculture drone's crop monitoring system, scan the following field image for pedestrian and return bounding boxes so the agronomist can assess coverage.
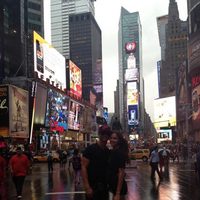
[196,149,200,182]
[149,146,162,181]
[9,147,30,199]
[107,131,128,200]
[69,148,81,185]
[81,125,112,200]
[0,152,6,183]
[47,151,53,172]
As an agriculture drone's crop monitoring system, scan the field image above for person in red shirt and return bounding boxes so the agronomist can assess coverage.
[9,147,30,199]
[0,153,6,183]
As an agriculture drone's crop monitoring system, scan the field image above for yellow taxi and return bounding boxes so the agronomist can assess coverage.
[129,149,150,162]
[33,151,60,162]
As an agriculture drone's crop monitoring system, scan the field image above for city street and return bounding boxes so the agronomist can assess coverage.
[1,161,200,200]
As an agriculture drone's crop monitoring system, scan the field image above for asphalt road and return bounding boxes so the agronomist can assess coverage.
[1,161,200,200]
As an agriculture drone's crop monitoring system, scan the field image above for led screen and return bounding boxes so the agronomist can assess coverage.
[45,89,69,133]
[69,60,82,98]
[68,100,83,130]
[128,105,138,126]
[127,82,138,105]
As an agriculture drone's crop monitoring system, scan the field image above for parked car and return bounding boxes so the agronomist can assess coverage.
[33,151,60,162]
[129,149,150,162]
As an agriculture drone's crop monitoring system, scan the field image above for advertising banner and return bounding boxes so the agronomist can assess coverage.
[68,100,83,130]
[45,89,69,133]
[69,60,82,98]
[125,68,139,82]
[0,86,9,137]
[192,76,200,129]
[157,129,172,143]
[154,96,176,128]
[9,85,29,138]
[128,105,138,126]
[127,82,138,105]
[33,31,66,91]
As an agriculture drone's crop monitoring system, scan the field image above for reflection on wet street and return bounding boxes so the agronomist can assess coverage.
[1,162,200,200]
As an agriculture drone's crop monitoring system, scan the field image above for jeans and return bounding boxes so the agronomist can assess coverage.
[12,176,25,196]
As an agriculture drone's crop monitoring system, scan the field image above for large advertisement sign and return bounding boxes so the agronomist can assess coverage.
[0,86,9,137]
[191,75,200,129]
[33,31,66,91]
[68,100,83,130]
[9,86,29,138]
[125,42,136,54]
[154,96,176,128]
[157,129,172,143]
[125,68,139,82]
[127,82,138,105]
[69,60,82,98]
[128,105,138,126]
[45,89,69,133]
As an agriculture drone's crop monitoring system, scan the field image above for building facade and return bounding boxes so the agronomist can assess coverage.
[118,7,144,135]
[0,0,44,84]
[159,0,188,98]
[50,0,95,59]
[69,12,103,114]
[188,0,200,141]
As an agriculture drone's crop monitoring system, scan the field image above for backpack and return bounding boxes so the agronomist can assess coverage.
[72,156,81,170]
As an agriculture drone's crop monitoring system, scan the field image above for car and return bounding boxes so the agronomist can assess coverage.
[33,151,60,162]
[129,149,150,162]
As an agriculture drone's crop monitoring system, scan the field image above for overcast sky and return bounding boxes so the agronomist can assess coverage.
[94,0,188,119]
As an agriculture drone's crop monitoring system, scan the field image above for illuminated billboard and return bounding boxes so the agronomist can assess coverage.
[69,60,82,98]
[68,100,83,130]
[9,85,29,138]
[191,75,200,129]
[154,96,176,128]
[125,42,136,54]
[127,82,138,105]
[33,31,66,91]
[0,86,9,137]
[125,68,139,82]
[128,105,138,126]
[157,129,172,143]
[45,89,69,133]
[127,54,136,69]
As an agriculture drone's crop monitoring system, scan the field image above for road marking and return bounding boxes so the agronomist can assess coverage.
[45,191,86,195]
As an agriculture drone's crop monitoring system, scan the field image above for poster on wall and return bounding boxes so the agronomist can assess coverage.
[45,89,69,133]
[9,85,29,138]
[0,86,9,137]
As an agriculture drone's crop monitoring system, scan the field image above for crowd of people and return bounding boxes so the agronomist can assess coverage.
[1,131,200,200]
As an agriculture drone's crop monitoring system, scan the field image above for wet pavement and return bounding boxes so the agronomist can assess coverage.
[1,161,200,200]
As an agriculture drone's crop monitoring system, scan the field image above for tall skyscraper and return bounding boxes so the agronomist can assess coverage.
[51,0,95,58]
[159,0,187,98]
[118,7,144,133]
[0,0,44,83]
[69,12,103,113]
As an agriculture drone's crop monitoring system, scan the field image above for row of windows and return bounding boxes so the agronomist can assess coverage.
[69,14,90,22]
[28,2,41,11]
[28,12,41,21]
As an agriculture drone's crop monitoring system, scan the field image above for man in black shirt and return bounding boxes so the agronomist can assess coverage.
[81,125,112,200]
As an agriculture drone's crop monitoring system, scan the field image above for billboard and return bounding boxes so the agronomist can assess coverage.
[125,42,136,54]
[125,68,139,82]
[157,129,172,143]
[68,100,83,130]
[127,82,138,105]
[0,86,9,137]
[33,31,66,91]
[9,85,29,138]
[128,105,138,126]
[127,54,136,69]
[191,75,200,129]
[69,60,82,98]
[154,96,176,128]
[45,89,69,133]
